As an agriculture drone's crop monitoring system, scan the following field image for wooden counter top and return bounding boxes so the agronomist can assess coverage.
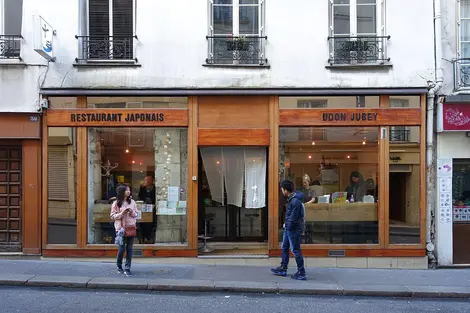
[304,203,377,222]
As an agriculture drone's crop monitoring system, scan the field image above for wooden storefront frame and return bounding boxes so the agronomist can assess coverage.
[43,96,197,255]
[275,95,426,254]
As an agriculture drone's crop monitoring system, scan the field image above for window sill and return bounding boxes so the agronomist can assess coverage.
[73,60,141,68]
[326,63,393,70]
[0,59,26,67]
[203,63,270,69]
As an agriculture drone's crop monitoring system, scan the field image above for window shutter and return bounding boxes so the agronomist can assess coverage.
[88,0,110,38]
[112,0,133,59]
[48,147,70,201]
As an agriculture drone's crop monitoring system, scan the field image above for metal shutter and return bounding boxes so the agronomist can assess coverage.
[48,147,70,201]
[112,0,133,59]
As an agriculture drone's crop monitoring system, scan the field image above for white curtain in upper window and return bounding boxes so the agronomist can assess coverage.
[244,147,266,209]
[200,147,224,204]
[222,148,245,207]
[461,0,470,58]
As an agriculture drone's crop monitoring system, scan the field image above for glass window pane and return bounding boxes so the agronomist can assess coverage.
[87,97,188,108]
[240,0,258,4]
[389,126,421,244]
[358,0,375,4]
[239,6,259,34]
[50,97,78,109]
[279,127,379,244]
[334,0,350,4]
[333,6,350,35]
[461,0,470,19]
[47,127,77,244]
[461,20,470,42]
[279,96,379,109]
[390,96,420,108]
[214,0,232,4]
[87,127,188,245]
[357,5,376,34]
[213,5,233,34]
[4,0,23,34]
[452,159,470,222]
[462,42,470,59]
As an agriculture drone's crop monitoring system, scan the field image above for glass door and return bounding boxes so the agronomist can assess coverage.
[198,147,268,242]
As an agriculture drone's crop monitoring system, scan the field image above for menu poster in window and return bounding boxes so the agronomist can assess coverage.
[167,186,179,202]
[142,204,153,213]
[136,209,142,220]
[439,177,452,224]
[437,159,452,178]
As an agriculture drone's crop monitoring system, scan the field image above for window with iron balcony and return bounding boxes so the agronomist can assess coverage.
[0,0,23,61]
[206,0,268,67]
[76,0,138,66]
[454,0,470,90]
[328,0,390,67]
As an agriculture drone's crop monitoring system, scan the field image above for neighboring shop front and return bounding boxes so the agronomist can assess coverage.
[436,99,470,265]
[0,113,41,254]
[41,91,427,265]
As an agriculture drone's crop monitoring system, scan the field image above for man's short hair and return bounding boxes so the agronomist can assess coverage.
[280,180,295,193]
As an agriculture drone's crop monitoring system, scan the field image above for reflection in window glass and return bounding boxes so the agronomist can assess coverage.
[47,127,77,244]
[87,128,188,245]
[50,97,77,109]
[87,97,188,109]
[279,96,379,109]
[452,160,470,220]
[390,96,420,108]
[389,126,421,244]
[279,127,379,244]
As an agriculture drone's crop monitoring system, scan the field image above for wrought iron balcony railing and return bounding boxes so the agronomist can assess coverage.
[328,36,390,66]
[0,35,22,60]
[389,128,410,142]
[206,35,268,66]
[452,58,470,90]
[75,35,136,62]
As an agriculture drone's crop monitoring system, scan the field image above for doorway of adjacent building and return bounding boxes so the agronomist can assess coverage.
[0,145,22,252]
[197,147,268,255]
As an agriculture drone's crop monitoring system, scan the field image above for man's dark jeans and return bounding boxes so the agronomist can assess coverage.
[281,229,305,274]
[117,236,134,270]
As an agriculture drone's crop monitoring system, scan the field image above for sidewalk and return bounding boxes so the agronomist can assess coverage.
[0,258,469,298]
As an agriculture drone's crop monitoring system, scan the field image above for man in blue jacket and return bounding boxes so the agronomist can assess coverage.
[271,180,306,280]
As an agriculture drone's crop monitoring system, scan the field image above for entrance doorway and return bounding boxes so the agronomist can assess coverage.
[198,147,268,255]
[0,145,22,252]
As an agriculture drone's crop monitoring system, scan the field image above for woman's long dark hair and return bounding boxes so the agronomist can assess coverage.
[116,185,131,208]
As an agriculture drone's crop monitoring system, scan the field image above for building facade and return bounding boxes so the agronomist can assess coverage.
[434,0,470,266]
[0,0,437,268]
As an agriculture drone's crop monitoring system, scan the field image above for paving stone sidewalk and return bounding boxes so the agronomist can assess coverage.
[0,259,469,298]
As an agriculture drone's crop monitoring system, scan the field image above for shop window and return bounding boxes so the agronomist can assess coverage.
[452,159,470,264]
[390,96,420,108]
[388,126,421,244]
[87,97,188,108]
[279,96,379,109]
[49,97,78,109]
[87,127,188,245]
[47,128,77,244]
[279,127,379,244]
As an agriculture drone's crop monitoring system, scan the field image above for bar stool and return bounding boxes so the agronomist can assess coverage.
[198,214,214,253]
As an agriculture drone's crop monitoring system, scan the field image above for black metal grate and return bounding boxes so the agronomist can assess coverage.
[0,35,22,59]
[206,35,268,66]
[389,128,410,142]
[76,35,135,61]
[328,36,390,66]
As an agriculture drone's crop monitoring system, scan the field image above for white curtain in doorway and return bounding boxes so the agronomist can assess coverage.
[200,147,224,204]
[222,148,244,207]
[244,147,266,209]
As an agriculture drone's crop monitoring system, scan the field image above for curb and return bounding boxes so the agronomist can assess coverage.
[1,275,470,298]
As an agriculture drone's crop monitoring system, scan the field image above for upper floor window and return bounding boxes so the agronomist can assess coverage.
[456,0,470,89]
[76,0,135,62]
[328,0,389,66]
[0,0,23,60]
[206,0,267,66]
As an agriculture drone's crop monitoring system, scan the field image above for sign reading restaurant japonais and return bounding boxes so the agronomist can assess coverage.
[70,112,165,123]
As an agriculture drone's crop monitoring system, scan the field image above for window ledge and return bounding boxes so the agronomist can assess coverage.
[326,63,393,70]
[73,60,141,68]
[0,60,26,67]
[203,63,270,69]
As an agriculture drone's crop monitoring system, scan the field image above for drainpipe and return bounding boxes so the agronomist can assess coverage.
[426,0,443,267]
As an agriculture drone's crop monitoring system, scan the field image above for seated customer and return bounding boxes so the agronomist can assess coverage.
[138,176,156,243]
[345,171,365,202]
[301,174,324,204]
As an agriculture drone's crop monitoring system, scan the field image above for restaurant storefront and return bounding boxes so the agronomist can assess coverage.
[40,92,427,263]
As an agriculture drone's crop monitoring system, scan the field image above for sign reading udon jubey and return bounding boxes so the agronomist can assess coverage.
[70,112,165,123]
[322,112,379,122]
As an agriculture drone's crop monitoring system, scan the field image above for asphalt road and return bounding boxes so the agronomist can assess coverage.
[0,287,469,313]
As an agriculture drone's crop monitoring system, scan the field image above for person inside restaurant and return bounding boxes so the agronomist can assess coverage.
[138,176,156,243]
[344,171,366,203]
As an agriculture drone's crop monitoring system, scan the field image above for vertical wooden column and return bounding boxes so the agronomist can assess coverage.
[22,140,42,254]
[379,95,390,248]
[268,96,280,249]
[187,96,199,250]
[77,96,87,248]
[41,110,48,249]
[419,94,426,247]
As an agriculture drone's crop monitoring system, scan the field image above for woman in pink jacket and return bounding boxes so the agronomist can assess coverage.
[110,185,138,277]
